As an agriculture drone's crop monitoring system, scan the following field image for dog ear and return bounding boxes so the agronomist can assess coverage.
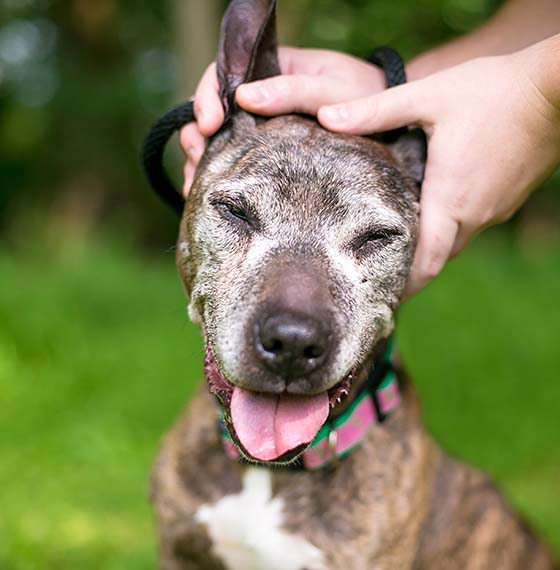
[217,0,280,119]
[387,128,427,190]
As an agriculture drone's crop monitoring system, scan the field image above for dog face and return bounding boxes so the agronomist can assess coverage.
[177,0,425,463]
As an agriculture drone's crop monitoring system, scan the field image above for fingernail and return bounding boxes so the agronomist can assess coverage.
[321,105,349,123]
[239,82,270,104]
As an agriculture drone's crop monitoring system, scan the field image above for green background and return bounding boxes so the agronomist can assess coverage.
[1,0,559,567]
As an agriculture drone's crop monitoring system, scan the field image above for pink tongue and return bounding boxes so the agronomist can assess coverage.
[231,387,329,461]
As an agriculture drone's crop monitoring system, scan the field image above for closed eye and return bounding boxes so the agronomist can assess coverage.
[210,198,259,230]
[351,227,403,255]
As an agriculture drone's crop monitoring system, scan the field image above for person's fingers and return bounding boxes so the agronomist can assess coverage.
[179,122,205,158]
[404,192,459,298]
[449,223,478,258]
[277,47,327,75]
[183,160,196,198]
[277,47,363,75]
[194,62,224,136]
[236,74,366,116]
[180,123,205,196]
[318,81,428,134]
[192,48,337,131]
[191,48,328,131]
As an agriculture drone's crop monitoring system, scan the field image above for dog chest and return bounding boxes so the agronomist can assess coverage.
[195,467,327,570]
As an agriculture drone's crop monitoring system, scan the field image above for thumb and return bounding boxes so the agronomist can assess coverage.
[403,183,459,298]
[318,80,427,135]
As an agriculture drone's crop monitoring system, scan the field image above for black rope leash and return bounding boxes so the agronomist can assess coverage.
[141,100,195,215]
[141,46,408,215]
[367,46,408,143]
[368,46,407,88]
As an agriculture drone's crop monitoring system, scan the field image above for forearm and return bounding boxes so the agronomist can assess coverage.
[408,0,560,79]
[525,33,560,113]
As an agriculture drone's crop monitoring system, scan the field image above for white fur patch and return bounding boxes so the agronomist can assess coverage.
[195,468,327,570]
[178,240,190,257]
[214,234,278,377]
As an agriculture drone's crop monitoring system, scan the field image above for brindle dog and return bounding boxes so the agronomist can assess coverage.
[150,1,556,568]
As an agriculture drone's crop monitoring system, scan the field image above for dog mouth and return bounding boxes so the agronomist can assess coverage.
[204,347,353,463]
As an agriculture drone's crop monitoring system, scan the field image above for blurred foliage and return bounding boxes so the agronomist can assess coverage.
[287,0,498,58]
[1,0,558,248]
[0,231,559,567]
[0,0,181,246]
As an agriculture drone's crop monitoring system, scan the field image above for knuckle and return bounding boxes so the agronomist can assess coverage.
[478,209,495,227]
[179,124,197,151]
[276,75,297,97]
[295,76,320,110]
[492,207,513,225]
[449,195,469,219]
[401,88,419,117]
[191,142,205,162]
[408,270,430,296]
[422,253,446,281]
[193,98,203,119]
[362,96,379,123]
[417,231,452,281]
[460,204,496,231]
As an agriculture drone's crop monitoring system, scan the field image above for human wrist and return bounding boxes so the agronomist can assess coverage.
[405,12,514,81]
[405,52,440,82]
[406,5,560,83]
[405,30,490,81]
[523,33,560,113]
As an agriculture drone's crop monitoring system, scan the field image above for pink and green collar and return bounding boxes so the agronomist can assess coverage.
[218,338,401,470]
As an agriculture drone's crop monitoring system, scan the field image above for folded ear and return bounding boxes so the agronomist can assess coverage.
[387,128,427,190]
[217,0,281,119]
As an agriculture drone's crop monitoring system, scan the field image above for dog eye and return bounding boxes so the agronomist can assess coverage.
[224,202,249,222]
[352,228,402,255]
[211,199,255,227]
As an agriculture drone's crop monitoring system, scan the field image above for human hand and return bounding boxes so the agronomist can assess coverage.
[318,42,560,296]
[180,47,384,193]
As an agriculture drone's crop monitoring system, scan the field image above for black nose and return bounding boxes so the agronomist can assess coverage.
[255,312,330,378]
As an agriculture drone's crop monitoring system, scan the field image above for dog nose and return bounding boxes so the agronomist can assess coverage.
[255,312,330,378]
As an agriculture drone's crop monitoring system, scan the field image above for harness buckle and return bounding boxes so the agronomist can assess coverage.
[327,429,339,466]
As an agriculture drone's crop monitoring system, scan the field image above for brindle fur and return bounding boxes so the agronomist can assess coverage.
[150,1,556,568]
[152,375,554,569]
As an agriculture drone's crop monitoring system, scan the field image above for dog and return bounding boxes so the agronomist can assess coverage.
[149,1,557,568]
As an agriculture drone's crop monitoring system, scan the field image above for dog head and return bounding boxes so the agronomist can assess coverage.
[178,0,425,464]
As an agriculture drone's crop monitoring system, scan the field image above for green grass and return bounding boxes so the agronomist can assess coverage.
[1,233,559,567]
